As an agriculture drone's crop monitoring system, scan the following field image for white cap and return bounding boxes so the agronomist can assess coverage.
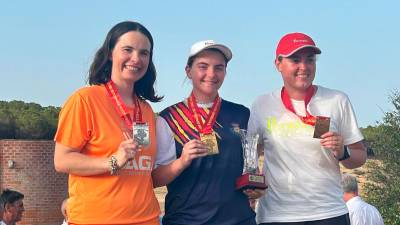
[189,40,232,62]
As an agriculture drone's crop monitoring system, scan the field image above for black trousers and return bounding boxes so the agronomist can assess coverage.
[258,214,350,225]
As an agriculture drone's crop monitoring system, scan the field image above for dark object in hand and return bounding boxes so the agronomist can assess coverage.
[313,116,330,139]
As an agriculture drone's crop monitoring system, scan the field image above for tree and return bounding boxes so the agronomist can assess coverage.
[41,106,60,139]
[0,100,60,140]
[0,107,16,138]
[15,110,50,139]
[364,90,400,225]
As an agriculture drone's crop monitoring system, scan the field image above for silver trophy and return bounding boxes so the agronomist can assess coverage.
[240,129,259,174]
[235,129,267,190]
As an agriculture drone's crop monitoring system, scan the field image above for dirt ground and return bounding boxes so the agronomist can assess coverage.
[341,158,379,196]
[154,186,167,213]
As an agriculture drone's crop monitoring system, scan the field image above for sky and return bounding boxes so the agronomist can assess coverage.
[1,0,399,128]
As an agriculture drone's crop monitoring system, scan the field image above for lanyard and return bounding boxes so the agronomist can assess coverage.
[187,92,221,134]
[105,81,142,129]
[281,85,316,126]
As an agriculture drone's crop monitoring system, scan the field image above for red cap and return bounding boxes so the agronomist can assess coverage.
[276,32,321,59]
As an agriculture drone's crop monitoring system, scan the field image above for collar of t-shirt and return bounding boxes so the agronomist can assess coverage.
[290,99,307,117]
[196,102,214,108]
[184,99,214,109]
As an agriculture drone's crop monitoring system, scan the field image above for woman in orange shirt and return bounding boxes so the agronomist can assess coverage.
[54,21,162,225]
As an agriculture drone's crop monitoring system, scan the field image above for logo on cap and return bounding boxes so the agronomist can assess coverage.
[293,39,309,43]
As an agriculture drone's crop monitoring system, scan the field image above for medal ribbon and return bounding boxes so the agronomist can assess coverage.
[281,85,316,126]
[188,92,221,134]
[105,81,142,129]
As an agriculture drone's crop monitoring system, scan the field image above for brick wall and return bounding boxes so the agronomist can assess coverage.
[0,140,68,225]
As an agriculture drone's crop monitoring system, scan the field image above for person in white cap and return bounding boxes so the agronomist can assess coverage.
[248,32,367,225]
[152,40,261,225]
[342,173,384,225]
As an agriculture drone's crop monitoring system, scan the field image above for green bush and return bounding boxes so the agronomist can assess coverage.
[0,100,60,140]
[0,107,17,138]
[363,91,400,225]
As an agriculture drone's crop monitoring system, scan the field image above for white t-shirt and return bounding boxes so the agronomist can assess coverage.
[155,115,177,167]
[248,86,364,223]
[346,196,384,225]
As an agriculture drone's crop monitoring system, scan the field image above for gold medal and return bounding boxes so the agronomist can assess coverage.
[200,132,219,155]
[187,92,222,156]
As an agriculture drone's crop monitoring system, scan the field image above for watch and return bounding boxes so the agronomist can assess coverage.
[338,146,351,161]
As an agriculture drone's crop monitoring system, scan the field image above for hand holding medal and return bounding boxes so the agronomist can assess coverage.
[179,139,208,169]
[320,131,345,159]
[281,86,332,139]
[113,132,141,169]
[105,80,150,171]
[188,92,221,155]
[105,80,151,148]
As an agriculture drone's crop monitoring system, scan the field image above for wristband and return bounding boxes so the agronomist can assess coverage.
[338,146,351,161]
[109,155,119,175]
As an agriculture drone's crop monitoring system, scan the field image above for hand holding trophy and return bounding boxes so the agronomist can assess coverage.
[235,129,267,191]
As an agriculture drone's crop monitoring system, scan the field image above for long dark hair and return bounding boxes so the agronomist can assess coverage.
[88,21,163,102]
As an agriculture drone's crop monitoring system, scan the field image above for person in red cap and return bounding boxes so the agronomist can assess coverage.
[248,32,367,225]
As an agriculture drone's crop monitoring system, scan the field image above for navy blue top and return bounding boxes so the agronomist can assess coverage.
[159,99,256,225]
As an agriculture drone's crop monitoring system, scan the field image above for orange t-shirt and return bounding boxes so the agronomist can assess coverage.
[55,85,160,225]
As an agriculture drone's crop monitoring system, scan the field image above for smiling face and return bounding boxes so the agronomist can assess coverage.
[110,31,151,85]
[186,49,227,103]
[275,48,317,98]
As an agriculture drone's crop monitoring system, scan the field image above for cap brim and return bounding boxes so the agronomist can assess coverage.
[279,45,321,58]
